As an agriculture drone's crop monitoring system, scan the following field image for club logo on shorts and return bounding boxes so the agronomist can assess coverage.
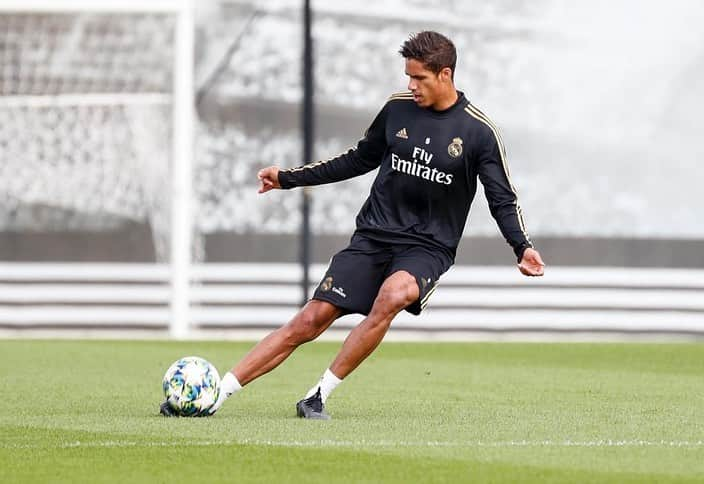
[448,137,463,158]
[319,276,333,292]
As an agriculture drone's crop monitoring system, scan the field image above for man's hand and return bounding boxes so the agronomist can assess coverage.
[518,248,545,277]
[257,166,281,193]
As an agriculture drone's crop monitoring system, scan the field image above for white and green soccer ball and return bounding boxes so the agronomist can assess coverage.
[162,356,221,416]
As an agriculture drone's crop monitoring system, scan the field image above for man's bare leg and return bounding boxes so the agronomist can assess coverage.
[233,300,342,384]
[330,270,418,378]
[210,300,342,413]
[297,271,419,417]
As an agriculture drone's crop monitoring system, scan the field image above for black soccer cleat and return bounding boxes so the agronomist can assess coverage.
[159,401,178,417]
[296,387,331,420]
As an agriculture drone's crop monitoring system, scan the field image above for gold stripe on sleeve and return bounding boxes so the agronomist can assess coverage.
[283,147,355,173]
[388,90,414,101]
[464,105,514,191]
[464,104,531,242]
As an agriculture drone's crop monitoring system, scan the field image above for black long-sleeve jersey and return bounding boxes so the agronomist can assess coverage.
[278,91,533,263]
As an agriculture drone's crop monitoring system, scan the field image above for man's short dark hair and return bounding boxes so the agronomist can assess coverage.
[399,31,457,78]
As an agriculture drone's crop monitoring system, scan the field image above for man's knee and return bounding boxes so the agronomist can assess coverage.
[373,271,419,315]
[283,301,339,344]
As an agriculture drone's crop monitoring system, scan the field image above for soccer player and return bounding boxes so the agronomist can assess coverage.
[162,31,545,419]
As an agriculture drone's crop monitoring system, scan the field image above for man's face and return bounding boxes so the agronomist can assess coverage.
[405,58,444,108]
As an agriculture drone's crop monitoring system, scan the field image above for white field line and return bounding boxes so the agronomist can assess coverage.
[4,439,704,450]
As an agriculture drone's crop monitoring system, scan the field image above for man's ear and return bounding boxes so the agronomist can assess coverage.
[439,67,453,83]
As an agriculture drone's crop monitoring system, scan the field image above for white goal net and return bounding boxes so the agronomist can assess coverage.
[0,3,193,262]
[0,1,195,337]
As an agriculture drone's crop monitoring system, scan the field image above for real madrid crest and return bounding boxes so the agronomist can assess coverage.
[320,276,333,292]
[448,137,463,158]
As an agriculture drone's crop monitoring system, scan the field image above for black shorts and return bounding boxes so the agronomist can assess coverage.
[312,233,452,316]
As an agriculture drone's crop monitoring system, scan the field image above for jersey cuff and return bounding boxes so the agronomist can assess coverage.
[514,242,532,262]
[277,170,295,189]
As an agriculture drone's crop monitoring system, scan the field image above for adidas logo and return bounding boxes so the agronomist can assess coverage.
[395,128,408,139]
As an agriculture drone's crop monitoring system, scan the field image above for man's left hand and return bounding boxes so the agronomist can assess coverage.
[518,248,545,277]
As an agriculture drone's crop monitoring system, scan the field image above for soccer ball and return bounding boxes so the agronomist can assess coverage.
[162,356,221,416]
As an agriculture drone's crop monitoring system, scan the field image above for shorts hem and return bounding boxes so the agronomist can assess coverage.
[311,294,367,316]
[404,304,422,316]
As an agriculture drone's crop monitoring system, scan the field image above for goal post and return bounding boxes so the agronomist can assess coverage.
[0,0,195,338]
[171,1,195,339]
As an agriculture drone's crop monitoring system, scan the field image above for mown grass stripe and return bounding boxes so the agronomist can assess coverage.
[4,439,704,449]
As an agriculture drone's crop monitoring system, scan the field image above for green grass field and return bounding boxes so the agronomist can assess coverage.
[1,339,703,483]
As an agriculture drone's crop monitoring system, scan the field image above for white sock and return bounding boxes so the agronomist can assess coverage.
[209,371,242,414]
[305,368,343,403]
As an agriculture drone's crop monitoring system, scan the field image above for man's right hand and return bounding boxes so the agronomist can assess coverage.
[257,166,281,193]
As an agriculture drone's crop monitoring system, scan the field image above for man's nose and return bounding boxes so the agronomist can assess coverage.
[408,79,416,91]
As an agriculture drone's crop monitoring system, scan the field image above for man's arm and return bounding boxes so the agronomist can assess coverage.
[476,127,544,276]
[266,104,389,190]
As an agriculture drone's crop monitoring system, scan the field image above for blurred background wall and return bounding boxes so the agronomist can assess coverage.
[1,0,703,337]
[2,0,703,267]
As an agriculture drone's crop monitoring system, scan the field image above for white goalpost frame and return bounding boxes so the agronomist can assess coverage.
[171,1,195,339]
[0,0,196,339]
